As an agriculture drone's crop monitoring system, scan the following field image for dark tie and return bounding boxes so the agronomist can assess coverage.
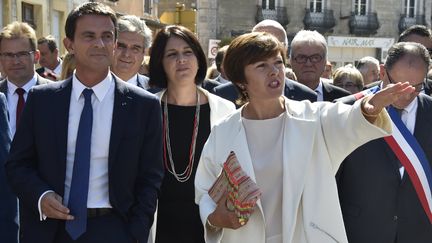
[15,88,25,128]
[65,89,93,240]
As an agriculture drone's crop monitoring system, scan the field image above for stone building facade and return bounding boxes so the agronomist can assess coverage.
[194,0,432,67]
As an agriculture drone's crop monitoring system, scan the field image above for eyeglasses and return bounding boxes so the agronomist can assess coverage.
[386,69,425,92]
[0,51,34,61]
[116,43,145,55]
[293,54,323,64]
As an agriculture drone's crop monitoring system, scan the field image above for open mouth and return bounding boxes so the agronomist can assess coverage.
[269,80,281,88]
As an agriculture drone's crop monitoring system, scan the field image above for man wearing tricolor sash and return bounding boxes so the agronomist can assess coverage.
[337,42,432,243]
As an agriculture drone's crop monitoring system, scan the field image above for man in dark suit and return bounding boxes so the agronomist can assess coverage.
[213,20,317,105]
[0,93,17,243]
[337,42,432,243]
[112,15,151,89]
[290,30,350,101]
[0,21,52,136]
[5,3,164,243]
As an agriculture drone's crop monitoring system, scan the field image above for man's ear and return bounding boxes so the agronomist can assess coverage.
[63,37,74,54]
[33,50,40,64]
[379,64,385,81]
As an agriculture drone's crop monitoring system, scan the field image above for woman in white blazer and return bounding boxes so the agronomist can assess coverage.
[194,32,415,243]
[147,25,235,243]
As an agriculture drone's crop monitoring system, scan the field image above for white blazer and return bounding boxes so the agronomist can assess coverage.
[148,87,235,243]
[195,98,392,243]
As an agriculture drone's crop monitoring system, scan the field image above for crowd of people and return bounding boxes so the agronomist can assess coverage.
[0,2,431,243]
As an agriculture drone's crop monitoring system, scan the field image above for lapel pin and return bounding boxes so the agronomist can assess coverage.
[121,102,127,106]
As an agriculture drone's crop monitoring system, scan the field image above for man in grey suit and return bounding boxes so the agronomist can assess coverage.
[112,15,151,89]
[0,21,51,136]
[337,42,432,243]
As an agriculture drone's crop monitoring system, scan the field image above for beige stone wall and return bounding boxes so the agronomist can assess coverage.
[195,0,432,61]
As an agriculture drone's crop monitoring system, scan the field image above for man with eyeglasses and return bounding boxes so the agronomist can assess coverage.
[0,21,52,136]
[337,42,432,243]
[0,21,51,243]
[290,30,351,101]
[112,15,151,89]
[213,19,317,107]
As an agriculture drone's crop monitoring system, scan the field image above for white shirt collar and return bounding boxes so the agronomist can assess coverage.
[314,80,323,94]
[403,96,417,114]
[314,80,324,101]
[125,74,139,86]
[72,71,113,102]
[7,73,38,95]
[43,59,62,75]
[217,75,230,84]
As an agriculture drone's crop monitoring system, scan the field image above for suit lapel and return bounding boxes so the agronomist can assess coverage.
[414,95,432,148]
[0,80,8,98]
[321,81,331,101]
[54,78,72,195]
[381,139,404,181]
[227,112,256,181]
[412,95,432,178]
[284,78,296,99]
[108,76,129,171]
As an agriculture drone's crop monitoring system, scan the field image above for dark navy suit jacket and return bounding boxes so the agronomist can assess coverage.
[5,76,164,243]
[0,93,17,243]
[213,78,317,107]
[337,94,432,243]
[321,81,351,102]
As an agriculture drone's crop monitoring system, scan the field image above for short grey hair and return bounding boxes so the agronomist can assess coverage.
[290,30,328,59]
[118,15,152,49]
[356,56,380,73]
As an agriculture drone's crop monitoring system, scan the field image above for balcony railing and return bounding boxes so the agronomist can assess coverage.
[256,5,289,26]
[398,14,426,33]
[303,9,336,34]
[349,12,380,36]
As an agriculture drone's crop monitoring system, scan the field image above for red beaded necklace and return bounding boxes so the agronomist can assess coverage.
[162,90,200,182]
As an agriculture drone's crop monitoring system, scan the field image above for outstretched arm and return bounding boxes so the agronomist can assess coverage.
[361,82,415,123]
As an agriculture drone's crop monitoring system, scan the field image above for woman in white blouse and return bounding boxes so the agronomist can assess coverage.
[194,32,414,243]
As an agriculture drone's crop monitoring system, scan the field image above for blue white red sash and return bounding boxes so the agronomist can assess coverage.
[352,86,432,223]
[385,107,432,224]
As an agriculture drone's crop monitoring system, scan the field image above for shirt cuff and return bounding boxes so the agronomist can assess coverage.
[38,190,54,221]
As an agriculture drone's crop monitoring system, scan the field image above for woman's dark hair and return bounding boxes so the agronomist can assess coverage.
[149,25,207,88]
[223,32,286,105]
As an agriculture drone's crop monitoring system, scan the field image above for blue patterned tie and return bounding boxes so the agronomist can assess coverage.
[65,88,93,240]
